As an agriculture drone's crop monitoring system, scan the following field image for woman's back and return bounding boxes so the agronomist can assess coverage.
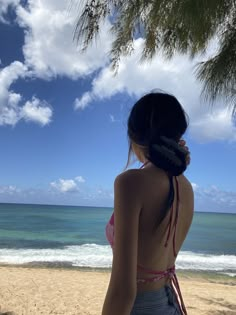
[135,163,194,291]
[102,92,193,315]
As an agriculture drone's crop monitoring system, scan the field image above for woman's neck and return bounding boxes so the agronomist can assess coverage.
[140,160,150,169]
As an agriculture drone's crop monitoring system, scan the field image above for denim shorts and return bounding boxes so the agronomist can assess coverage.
[130,285,182,315]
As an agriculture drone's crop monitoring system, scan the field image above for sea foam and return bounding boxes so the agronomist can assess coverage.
[0,244,235,275]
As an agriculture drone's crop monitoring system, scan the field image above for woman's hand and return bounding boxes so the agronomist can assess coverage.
[179,139,191,166]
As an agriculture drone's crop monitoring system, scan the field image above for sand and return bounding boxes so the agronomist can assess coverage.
[0,266,235,315]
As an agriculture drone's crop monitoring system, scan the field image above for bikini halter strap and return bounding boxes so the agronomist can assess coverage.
[140,161,179,257]
[165,176,179,257]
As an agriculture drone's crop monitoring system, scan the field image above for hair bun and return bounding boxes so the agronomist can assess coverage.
[148,136,188,176]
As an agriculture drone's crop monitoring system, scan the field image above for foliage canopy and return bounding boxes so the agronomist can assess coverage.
[74,0,236,111]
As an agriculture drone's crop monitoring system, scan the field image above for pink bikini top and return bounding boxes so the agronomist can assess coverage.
[105,164,187,315]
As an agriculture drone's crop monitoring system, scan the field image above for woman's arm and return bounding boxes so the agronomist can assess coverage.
[102,170,142,315]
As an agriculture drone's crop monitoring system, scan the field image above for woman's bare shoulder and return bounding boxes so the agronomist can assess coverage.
[115,167,166,185]
[114,169,145,210]
[115,168,143,188]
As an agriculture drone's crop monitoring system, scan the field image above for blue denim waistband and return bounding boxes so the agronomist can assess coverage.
[130,285,181,315]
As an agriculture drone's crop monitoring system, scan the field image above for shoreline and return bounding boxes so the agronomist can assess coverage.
[0,262,235,281]
[0,265,235,315]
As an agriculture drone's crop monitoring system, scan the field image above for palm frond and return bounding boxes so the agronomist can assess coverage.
[73,0,236,111]
[73,0,110,50]
[195,14,236,112]
[110,1,145,69]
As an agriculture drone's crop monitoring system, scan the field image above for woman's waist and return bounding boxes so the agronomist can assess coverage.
[137,263,175,278]
[137,276,172,292]
[136,264,175,290]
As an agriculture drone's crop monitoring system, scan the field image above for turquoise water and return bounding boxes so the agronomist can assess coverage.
[0,203,235,274]
[182,212,236,255]
[0,203,110,248]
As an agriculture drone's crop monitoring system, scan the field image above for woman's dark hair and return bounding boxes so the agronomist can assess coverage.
[126,92,189,176]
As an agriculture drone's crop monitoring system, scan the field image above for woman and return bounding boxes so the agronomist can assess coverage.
[102,92,194,315]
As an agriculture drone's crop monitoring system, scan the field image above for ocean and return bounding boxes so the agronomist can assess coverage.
[0,203,235,277]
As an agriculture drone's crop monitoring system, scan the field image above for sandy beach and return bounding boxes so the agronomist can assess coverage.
[0,266,235,315]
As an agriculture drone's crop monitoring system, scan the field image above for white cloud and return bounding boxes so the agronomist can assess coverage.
[192,183,236,213]
[0,0,112,127]
[16,0,111,80]
[74,92,92,110]
[73,38,236,143]
[74,38,198,107]
[0,61,27,94]
[8,92,22,106]
[22,97,53,126]
[1,180,235,212]
[191,183,199,192]
[50,176,85,193]
[51,179,78,193]
[0,61,27,126]
[189,107,236,142]
[75,176,85,183]
[109,114,120,123]
[109,114,115,123]
[0,183,114,207]
[0,185,20,194]
[96,187,114,199]
[0,61,53,126]
[0,0,20,23]
[1,1,235,142]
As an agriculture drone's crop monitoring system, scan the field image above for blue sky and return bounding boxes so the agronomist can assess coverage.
[0,1,235,213]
